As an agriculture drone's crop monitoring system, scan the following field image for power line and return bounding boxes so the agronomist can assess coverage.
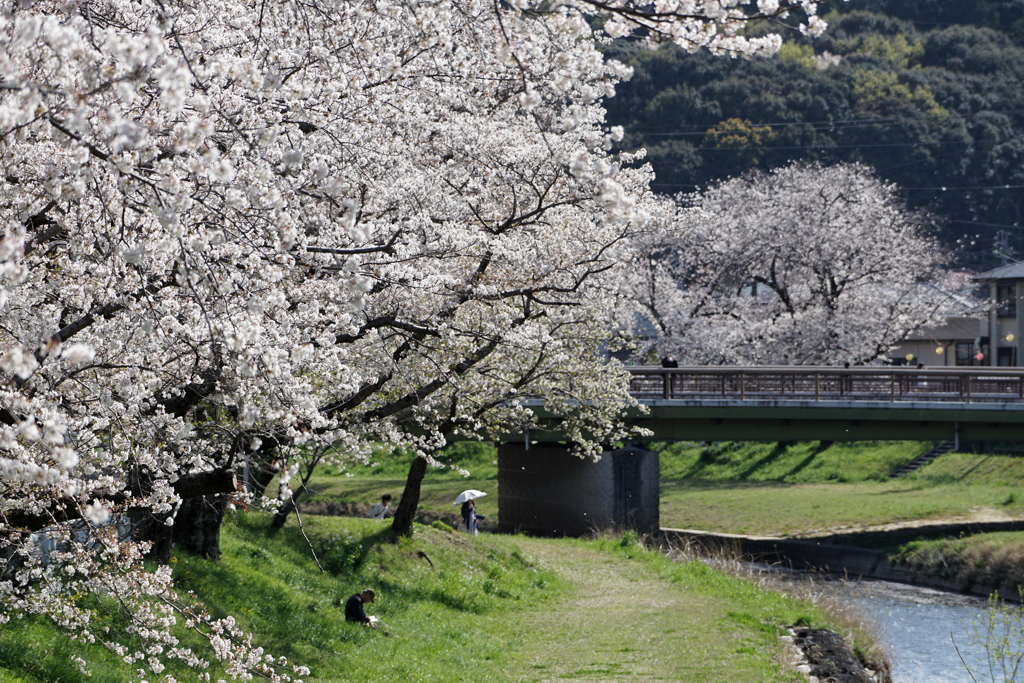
[874,138,1008,174]
[649,181,1024,191]
[657,140,1008,151]
[948,219,1024,231]
[616,108,1024,135]
[618,136,1019,153]
[906,185,1024,191]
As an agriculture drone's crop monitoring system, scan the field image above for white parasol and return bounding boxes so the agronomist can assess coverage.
[453,490,488,505]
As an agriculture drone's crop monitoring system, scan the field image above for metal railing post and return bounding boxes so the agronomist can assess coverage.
[890,373,895,402]
[663,371,671,400]
[966,373,972,403]
[740,372,746,400]
[815,373,820,401]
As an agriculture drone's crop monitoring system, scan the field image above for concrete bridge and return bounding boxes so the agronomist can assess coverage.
[525,366,1024,443]
[497,366,1024,536]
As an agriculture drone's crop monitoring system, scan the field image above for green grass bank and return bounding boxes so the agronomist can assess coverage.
[312,440,1024,537]
[309,439,1024,594]
[660,441,1024,596]
[0,513,882,682]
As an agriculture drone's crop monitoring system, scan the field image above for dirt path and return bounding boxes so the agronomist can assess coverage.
[500,538,797,683]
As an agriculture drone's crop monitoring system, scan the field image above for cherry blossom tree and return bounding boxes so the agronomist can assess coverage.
[0,0,826,677]
[621,162,956,366]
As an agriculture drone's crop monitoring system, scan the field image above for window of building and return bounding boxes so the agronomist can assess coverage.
[997,284,1017,318]
[999,347,1016,366]
[956,342,974,366]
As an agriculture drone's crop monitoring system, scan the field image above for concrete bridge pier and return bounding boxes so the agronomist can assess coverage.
[497,442,659,537]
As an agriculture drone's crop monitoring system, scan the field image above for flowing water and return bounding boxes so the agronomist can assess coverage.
[762,568,1004,683]
[833,578,993,683]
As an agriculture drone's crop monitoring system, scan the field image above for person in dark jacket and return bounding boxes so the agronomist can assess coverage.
[660,354,678,368]
[460,499,484,535]
[345,589,377,626]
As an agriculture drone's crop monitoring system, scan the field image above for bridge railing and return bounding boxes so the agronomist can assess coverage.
[627,367,1024,403]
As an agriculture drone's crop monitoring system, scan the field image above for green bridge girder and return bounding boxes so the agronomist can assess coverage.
[510,399,1024,443]
[622,400,1024,442]
[490,368,1024,444]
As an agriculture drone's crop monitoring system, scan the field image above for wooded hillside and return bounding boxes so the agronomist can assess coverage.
[605,0,1024,270]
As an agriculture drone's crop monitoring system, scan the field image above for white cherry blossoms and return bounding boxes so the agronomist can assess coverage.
[1,0,822,677]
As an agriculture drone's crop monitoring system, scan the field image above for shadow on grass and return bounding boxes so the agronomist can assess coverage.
[660,479,800,492]
[737,441,790,480]
[232,512,399,577]
[308,474,499,500]
[780,441,832,480]
[955,455,993,480]
[863,486,933,496]
[781,451,819,479]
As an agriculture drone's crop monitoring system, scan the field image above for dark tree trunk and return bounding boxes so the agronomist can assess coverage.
[271,490,304,530]
[391,457,427,537]
[243,439,288,498]
[247,456,279,498]
[269,452,324,531]
[132,511,175,564]
[174,494,229,560]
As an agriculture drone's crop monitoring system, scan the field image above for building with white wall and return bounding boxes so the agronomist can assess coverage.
[973,262,1024,367]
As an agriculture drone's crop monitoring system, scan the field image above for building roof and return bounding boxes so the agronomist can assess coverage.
[973,262,1024,282]
[904,316,983,341]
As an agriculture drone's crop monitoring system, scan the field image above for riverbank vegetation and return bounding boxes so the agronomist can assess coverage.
[894,531,1024,594]
[0,513,876,682]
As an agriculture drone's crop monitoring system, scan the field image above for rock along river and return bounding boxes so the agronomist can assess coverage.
[788,571,1000,683]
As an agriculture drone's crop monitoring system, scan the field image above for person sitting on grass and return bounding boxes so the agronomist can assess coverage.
[370,494,392,520]
[345,589,378,627]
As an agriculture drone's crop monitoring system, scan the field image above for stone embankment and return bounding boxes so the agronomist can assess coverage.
[782,628,889,683]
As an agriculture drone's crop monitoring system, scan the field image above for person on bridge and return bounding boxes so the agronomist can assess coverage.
[661,354,678,368]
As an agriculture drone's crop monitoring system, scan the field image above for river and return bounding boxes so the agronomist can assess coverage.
[836,578,993,683]
[765,568,1005,683]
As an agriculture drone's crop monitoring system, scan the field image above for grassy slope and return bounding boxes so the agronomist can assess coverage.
[307,441,501,520]
[658,441,1024,590]
[298,439,1024,593]
[0,515,859,683]
[657,440,928,483]
[315,440,1024,537]
[658,441,1024,536]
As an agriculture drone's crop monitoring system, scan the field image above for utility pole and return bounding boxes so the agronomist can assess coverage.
[995,229,1015,266]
